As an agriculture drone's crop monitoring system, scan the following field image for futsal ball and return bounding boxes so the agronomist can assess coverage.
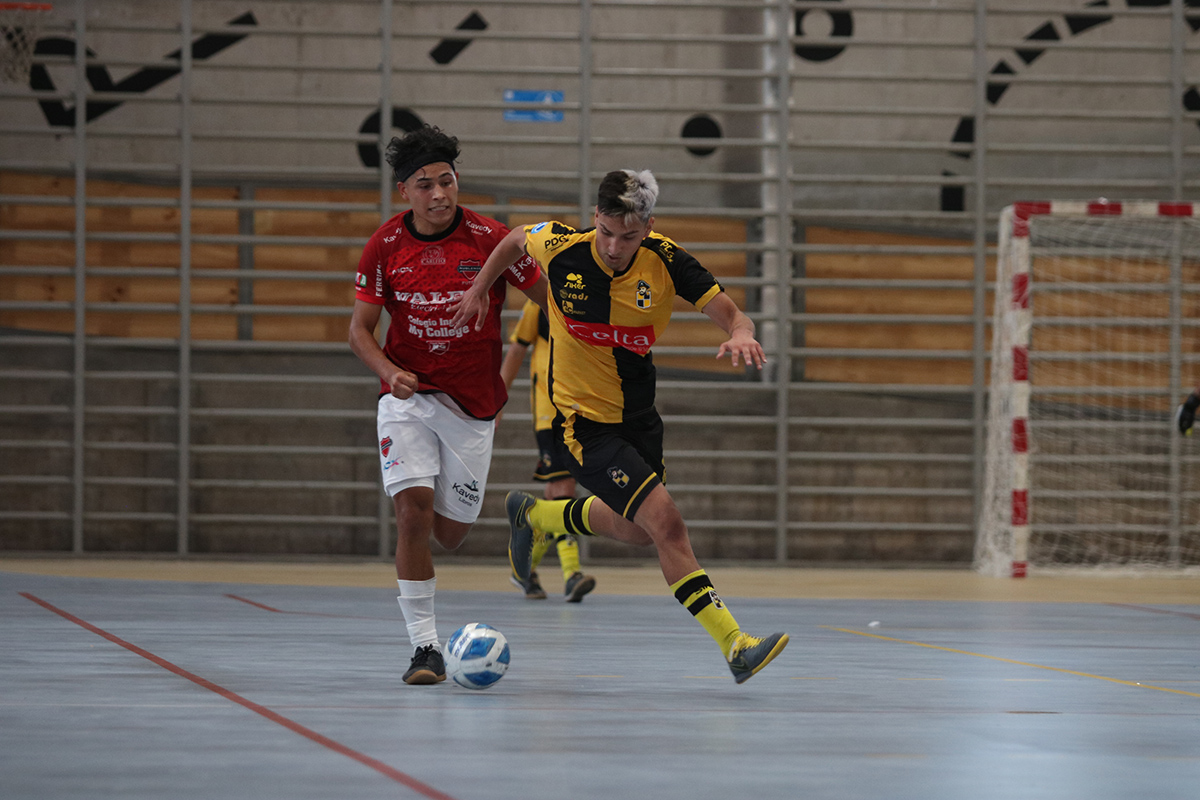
[445,623,510,690]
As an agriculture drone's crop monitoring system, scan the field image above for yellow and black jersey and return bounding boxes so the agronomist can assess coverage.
[522,220,723,424]
[509,299,556,432]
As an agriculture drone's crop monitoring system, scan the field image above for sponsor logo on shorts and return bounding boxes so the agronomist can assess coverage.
[452,480,481,505]
[380,436,392,457]
[608,467,629,488]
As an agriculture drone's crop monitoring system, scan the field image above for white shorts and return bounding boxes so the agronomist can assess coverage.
[376,391,495,524]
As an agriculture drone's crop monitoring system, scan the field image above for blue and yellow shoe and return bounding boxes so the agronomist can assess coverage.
[727,632,789,684]
[505,491,537,584]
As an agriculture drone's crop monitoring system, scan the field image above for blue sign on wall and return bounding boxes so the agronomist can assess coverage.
[503,90,564,122]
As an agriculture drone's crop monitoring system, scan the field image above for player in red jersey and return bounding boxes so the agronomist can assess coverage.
[349,125,547,685]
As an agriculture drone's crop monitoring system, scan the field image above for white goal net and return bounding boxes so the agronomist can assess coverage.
[978,201,1200,576]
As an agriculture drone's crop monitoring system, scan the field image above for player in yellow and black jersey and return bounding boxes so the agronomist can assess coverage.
[453,169,788,684]
[499,299,597,602]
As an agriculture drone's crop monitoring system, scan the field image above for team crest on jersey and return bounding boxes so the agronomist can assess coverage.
[457,260,482,275]
[380,436,392,457]
[419,246,445,266]
[636,280,651,309]
[428,341,449,354]
[608,467,629,488]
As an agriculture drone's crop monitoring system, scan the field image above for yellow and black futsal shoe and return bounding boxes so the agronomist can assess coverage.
[727,632,789,684]
[505,491,537,583]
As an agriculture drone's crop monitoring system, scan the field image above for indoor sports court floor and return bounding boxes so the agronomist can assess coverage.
[2,558,1199,800]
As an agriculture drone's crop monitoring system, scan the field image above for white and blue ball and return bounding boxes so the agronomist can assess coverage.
[445,623,510,690]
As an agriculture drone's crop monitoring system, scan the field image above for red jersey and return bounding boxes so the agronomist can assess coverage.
[355,206,540,419]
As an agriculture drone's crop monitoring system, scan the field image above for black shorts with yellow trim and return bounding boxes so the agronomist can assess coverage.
[562,408,664,521]
[532,417,572,483]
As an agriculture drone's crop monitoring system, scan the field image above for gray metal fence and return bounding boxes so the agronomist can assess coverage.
[1,0,1196,563]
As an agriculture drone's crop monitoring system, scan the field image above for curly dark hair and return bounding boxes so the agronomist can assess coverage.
[384,125,461,184]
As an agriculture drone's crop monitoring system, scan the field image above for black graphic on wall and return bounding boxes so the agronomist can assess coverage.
[940,0,1200,211]
[681,114,722,157]
[358,107,426,170]
[357,12,489,169]
[793,0,853,63]
[31,11,257,128]
[429,11,487,65]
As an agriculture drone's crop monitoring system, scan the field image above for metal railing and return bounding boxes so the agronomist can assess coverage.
[1,0,1196,563]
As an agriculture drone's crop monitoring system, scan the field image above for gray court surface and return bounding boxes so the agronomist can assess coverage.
[3,569,1198,800]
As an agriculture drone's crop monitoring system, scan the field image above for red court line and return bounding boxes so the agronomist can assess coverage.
[1107,602,1200,622]
[224,593,391,621]
[225,593,286,613]
[19,591,459,800]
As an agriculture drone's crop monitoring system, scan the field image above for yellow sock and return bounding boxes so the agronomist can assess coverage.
[530,529,551,572]
[554,534,581,581]
[670,569,741,657]
[527,496,595,537]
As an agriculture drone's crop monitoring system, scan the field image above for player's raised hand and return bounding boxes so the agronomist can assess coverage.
[716,330,765,370]
[449,282,490,332]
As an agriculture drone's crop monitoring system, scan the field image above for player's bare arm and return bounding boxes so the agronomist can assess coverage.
[348,299,419,399]
[449,226,529,331]
[523,272,549,316]
[703,292,765,370]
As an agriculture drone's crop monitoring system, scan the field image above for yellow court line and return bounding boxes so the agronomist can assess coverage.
[823,626,1200,699]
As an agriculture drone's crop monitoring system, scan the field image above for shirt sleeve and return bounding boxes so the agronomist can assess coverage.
[501,252,541,290]
[354,234,386,305]
[654,236,722,309]
[522,220,576,268]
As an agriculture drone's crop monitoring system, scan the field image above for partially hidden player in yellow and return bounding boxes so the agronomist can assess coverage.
[453,169,787,683]
[499,299,597,602]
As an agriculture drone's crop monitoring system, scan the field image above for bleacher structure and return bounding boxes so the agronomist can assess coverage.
[2,1,1198,569]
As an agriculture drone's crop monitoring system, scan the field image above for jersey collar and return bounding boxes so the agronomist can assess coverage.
[403,206,464,242]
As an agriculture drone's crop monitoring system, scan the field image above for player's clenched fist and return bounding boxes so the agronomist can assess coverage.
[388,369,419,400]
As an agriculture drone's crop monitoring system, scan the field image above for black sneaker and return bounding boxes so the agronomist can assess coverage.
[510,569,548,600]
[505,491,537,583]
[564,571,596,603]
[402,644,446,685]
[727,632,789,684]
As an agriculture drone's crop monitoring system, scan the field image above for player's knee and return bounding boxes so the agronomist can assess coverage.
[637,497,689,549]
[432,519,472,551]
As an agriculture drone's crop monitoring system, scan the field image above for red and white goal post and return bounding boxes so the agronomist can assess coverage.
[977,200,1200,577]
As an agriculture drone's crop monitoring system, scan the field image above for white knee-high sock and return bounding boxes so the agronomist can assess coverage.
[396,577,438,651]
